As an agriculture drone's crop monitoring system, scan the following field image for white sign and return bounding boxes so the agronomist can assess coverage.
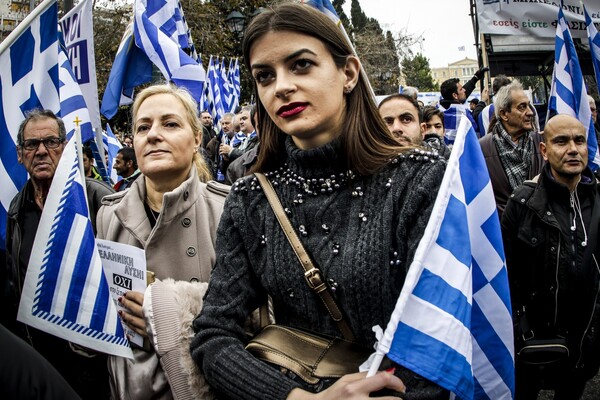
[97,239,148,347]
[476,0,600,38]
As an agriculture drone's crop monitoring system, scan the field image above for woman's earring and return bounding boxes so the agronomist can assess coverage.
[344,86,353,94]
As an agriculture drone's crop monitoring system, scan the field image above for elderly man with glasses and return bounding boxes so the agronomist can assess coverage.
[1,109,113,398]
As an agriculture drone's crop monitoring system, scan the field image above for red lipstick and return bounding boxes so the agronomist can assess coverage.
[277,102,308,118]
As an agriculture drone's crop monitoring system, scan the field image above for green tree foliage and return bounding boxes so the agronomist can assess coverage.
[350,0,368,33]
[349,0,403,94]
[332,0,352,34]
[400,54,438,92]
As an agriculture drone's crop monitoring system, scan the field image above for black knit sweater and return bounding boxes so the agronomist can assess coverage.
[191,138,447,399]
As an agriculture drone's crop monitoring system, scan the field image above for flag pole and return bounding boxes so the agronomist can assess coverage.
[0,0,56,56]
[74,116,87,198]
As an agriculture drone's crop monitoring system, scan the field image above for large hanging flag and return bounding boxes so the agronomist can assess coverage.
[134,0,205,102]
[59,0,100,129]
[0,0,91,250]
[364,117,515,400]
[17,136,132,358]
[549,4,600,171]
[585,5,600,97]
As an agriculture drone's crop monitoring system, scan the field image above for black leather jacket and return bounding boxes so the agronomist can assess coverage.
[501,165,600,378]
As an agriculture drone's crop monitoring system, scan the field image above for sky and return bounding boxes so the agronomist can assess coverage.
[342,0,478,68]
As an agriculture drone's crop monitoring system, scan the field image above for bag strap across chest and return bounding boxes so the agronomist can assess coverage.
[255,172,355,341]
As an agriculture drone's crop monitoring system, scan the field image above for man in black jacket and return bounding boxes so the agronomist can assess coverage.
[502,114,600,399]
[1,109,113,399]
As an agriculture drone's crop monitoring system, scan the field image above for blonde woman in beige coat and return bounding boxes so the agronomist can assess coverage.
[96,84,228,400]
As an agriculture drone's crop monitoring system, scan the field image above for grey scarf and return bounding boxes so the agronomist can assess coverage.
[492,122,534,190]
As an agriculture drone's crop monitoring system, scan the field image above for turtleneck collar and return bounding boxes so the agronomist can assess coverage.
[283,136,348,178]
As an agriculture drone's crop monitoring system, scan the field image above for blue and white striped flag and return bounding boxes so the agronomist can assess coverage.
[207,56,223,125]
[220,58,233,113]
[230,58,241,111]
[585,5,600,97]
[104,124,123,184]
[202,68,214,117]
[477,104,495,137]
[100,22,153,120]
[59,0,100,129]
[304,0,340,26]
[134,0,205,103]
[88,124,122,185]
[0,0,92,249]
[17,137,132,358]
[549,6,600,171]
[439,103,479,145]
[365,118,515,400]
[58,45,94,143]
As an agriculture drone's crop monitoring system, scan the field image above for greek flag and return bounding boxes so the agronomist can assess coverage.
[440,104,478,144]
[17,137,132,358]
[549,6,600,171]
[207,56,224,122]
[304,0,340,25]
[229,58,240,112]
[134,0,205,102]
[58,45,94,143]
[365,118,515,400]
[100,22,153,120]
[59,0,100,129]
[585,5,600,97]
[104,124,123,184]
[220,58,233,113]
[0,0,91,249]
[88,125,121,184]
[202,67,215,117]
[478,104,495,137]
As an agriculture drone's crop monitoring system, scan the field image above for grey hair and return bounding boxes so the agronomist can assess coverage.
[494,80,524,118]
[17,109,67,145]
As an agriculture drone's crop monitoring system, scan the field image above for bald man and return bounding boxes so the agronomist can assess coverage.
[501,114,600,399]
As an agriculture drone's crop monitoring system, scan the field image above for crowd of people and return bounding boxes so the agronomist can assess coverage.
[2,2,600,400]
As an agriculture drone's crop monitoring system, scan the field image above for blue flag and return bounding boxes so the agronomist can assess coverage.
[58,44,94,143]
[17,137,132,358]
[304,0,340,25]
[366,117,515,399]
[0,0,92,249]
[585,5,600,98]
[230,58,241,111]
[100,23,153,120]
[104,124,123,184]
[134,0,205,102]
[549,5,600,171]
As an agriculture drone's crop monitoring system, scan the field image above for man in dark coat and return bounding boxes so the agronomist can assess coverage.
[1,109,113,399]
[502,114,600,399]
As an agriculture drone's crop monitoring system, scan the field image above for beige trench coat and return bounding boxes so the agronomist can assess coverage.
[96,167,228,400]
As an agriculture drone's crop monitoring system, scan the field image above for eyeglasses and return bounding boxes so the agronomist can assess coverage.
[21,137,64,151]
